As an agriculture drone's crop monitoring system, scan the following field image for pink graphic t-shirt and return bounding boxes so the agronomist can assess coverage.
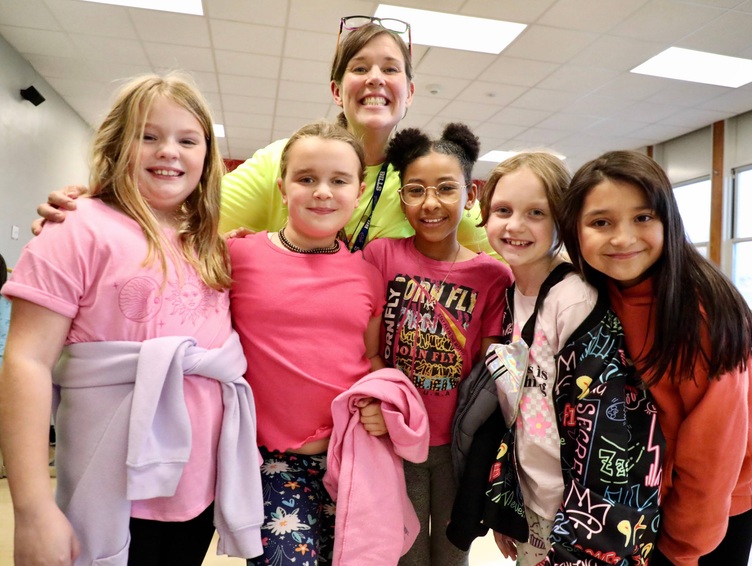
[3,197,230,522]
[364,237,513,445]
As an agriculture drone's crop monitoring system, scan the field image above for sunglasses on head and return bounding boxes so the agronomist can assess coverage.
[337,15,412,58]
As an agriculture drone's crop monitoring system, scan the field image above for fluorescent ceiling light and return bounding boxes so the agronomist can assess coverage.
[78,0,203,16]
[631,47,752,88]
[375,4,525,54]
[479,150,566,163]
[213,124,225,138]
[479,150,519,163]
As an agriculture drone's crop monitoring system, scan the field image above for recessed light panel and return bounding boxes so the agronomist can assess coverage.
[479,150,519,163]
[213,124,225,138]
[375,4,526,54]
[78,0,203,16]
[631,47,752,88]
[479,150,566,163]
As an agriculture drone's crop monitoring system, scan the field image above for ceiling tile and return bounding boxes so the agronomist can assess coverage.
[284,29,338,62]
[45,0,136,38]
[570,34,668,71]
[218,74,278,96]
[223,110,275,129]
[477,56,559,87]
[610,0,725,42]
[410,74,472,100]
[277,80,334,104]
[538,0,649,32]
[205,0,289,26]
[537,64,619,94]
[286,0,375,33]
[221,93,276,115]
[501,25,598,63]
[280,57,331,83]
[461,0,557,23]
[487,106,552,127]
[71,34,149,65]
[454,81,527,106]
[440,100,505,122]
[0,0,58,29]
[215,51,280,79]
[210,19,285,56]
[130,10,210,47]
[144,43,215,73]
[275,98,330,120]
[0,25,79,57]
[416,47,497,80]
[677,10,752,55]
[509,87,582,112]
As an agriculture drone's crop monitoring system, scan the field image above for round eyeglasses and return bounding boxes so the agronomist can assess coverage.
[398,182,467,206]
[337,15,412,58]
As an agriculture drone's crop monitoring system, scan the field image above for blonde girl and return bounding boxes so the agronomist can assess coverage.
[0,73,262,566]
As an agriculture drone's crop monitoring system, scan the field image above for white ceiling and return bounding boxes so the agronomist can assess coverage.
[3,0,752,177]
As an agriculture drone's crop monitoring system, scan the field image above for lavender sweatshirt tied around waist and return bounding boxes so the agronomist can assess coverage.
[52,332,264,565]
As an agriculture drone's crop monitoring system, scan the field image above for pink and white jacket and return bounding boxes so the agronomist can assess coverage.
[324,368,429,566]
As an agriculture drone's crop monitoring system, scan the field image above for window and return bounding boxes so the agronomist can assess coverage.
[673,177,711,256]
[731,166,752,305]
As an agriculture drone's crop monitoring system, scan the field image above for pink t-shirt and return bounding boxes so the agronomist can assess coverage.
[3,197,228,521]
[228,232,384,451]
[364,237,513,445]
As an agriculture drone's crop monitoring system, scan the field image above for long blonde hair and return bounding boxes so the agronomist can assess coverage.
[89,72,230,290]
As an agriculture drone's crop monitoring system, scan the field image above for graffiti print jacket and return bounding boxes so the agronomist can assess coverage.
[449,266,666,565]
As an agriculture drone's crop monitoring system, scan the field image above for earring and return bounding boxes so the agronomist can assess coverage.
[466,209,471,218]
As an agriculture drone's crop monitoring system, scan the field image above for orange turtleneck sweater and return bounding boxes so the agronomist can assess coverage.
[608,277,752,566]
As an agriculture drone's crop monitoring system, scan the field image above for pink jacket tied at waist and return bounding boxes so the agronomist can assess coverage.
[324,368,430,566]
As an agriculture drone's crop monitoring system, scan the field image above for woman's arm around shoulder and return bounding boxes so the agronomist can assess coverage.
[219,138,289,234]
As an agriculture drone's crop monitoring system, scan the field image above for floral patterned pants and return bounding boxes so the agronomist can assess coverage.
[248,447,335,566]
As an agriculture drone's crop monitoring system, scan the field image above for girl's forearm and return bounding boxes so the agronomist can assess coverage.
[0,357,57,513]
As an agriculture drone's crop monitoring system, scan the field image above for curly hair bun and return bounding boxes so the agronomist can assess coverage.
[441,123,480,163]
[386,127,431,173]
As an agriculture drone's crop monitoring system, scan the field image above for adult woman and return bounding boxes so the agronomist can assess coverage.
[34,19,495,256]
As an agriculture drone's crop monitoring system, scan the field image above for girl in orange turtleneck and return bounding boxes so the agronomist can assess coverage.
[560,150,752,566]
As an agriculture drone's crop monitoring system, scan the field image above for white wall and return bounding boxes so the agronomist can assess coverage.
[0,34,91,268]
[652,126,712,185]
[726,110,752,171]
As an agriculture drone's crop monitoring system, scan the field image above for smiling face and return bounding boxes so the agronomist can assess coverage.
[136,95,206,224]
[577,178,664,287]
[278,136,365,249]
[401,151,475,258]
[485,167,558,281]
[331,33,414,138]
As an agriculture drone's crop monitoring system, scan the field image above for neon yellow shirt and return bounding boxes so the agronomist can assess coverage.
[219,138,498,257]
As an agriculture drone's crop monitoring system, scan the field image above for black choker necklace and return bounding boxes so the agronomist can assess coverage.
[278,227,340,255]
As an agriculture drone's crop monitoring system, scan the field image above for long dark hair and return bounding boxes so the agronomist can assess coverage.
[560,150,752,384]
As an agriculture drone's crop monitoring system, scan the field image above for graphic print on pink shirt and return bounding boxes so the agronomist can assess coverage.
[384,273,478,395]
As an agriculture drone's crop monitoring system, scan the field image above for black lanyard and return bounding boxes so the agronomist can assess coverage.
[348,162,389,253]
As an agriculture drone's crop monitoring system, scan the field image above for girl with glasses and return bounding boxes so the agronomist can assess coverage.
[363,123,513,566]
[33,21,496,260]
